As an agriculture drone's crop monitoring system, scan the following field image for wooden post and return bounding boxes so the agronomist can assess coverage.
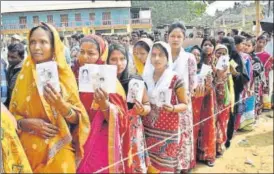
[256,0,261,37]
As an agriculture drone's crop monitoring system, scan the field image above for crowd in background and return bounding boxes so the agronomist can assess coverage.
[1,21,273,173]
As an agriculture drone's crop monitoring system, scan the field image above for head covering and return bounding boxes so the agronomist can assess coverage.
[142,41,175,105]
[133,38,153,76]
[9,22,90,167]
[80,34,109,64]
[215,44,229,55]
[11,34,22,41]
[73,34,109,82]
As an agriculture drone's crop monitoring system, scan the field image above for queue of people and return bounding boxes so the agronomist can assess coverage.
[1,21,273,173]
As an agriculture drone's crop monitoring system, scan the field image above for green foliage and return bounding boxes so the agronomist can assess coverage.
[131,1,207,27]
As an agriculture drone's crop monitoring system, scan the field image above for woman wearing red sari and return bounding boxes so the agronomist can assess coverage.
[73,35,132,173]
[255,35,273,110]
[214,44,233,157]
[189,45,205,169]
[197,37,217,167]
[107,43,151,173]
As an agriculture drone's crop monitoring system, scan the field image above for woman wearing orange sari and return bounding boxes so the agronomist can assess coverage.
[9,22,90,173]
[73,35,131,173]
[1,103,32,173]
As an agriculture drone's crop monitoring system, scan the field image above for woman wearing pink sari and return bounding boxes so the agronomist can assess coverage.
[73,35,132,173]
[255,35,273,110]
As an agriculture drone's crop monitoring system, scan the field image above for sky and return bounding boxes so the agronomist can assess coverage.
[0,1,253,16]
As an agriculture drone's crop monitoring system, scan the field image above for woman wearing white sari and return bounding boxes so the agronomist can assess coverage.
[142,42,189,173]
[168,22,197,172]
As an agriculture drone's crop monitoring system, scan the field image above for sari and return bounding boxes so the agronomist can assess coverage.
[171,47,196,170]
[250,52,264,117]
[107,47,151,173]
[255,51,273,110]
[235,53,255,131]
[142,42,187,173]
[9,23,90,173]
[214,44,232,154]
[190,96,203,168]
[196,60,217,163]
[1,103,32,173]
[74,35,131,173]
[133,38,153,76]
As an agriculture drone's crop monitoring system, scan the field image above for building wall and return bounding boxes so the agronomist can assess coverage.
[2,7,130,29]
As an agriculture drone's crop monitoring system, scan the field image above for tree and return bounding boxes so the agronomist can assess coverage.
[131,1,207,28]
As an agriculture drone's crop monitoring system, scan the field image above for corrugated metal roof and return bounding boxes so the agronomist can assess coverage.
[2,1,131,13]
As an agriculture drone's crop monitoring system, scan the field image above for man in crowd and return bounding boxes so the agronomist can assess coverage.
[231,29,239,37]
[110,34,119,44]
[217,31,225,44]
[5,43,25,107]
[131,31,140,46]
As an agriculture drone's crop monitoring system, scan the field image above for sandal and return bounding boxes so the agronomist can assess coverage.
[206,160,215,167]
[216,151,223,158]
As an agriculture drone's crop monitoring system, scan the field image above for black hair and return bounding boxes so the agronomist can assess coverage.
[131,31,140,37]
[82,69,89,74]
[221,37,235,57]
[148,34,154,42]
[79,34,85,39]
[152,43,169,60]
[257,34,268,41]
[107,43,129,86]
[234,35,246,45]
[80,37,100,54]
[189,33,194,38]
[141,32,148,37]
[60,35,64,42]
[200,36,216,49]
[29,24,54,49]
[190,45,202,53]
[134,41,151,53]
[168,22,186,36]
[232,29,239,35]
[71,34,80,41]
[198,37,216,69]
[7,43,25,60]
[111,34,118,37]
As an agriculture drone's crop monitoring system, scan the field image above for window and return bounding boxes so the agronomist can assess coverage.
[102,12,111,25]
[75,13,81,21]
[33,16,39,24]
[60,14,68,27]
[19,16,27,29]
[89,13,95,21]
[47,15,53,23]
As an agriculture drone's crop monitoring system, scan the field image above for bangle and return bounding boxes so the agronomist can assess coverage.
[17,119,23,130]
[172,106,175,112]
[64,108,73,119]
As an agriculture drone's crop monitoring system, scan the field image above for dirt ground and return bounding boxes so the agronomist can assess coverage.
[192,111,273,173]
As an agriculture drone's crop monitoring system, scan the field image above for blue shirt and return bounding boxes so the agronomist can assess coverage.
[1,59,8,103]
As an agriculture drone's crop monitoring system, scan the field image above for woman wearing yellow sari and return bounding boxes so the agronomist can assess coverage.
[9,22,90,173]
[1,103,32,173]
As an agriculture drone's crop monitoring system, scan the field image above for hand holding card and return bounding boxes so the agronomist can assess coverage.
[36,61,60,96]
[127,79,145,103]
